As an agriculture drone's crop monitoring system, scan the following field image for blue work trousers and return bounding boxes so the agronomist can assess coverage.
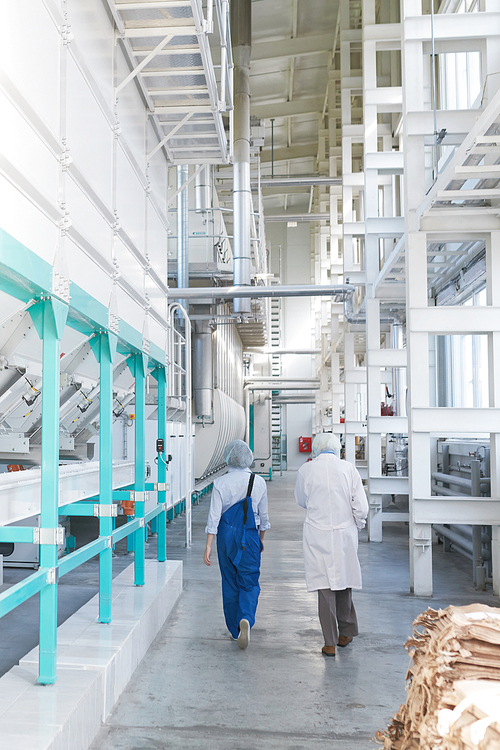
[217,498,262,639]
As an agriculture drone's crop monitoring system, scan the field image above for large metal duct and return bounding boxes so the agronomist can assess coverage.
[231,0,251,314]
[194,388,246,479]
[177,164,189,311]
[194,320,213,418]
[194,165,211,213]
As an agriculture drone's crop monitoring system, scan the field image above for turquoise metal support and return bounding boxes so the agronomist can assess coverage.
[58,537,108,577]
[0,527,35,543]
[29,297,68,685]
[0,569,48,619]
[130,353,147,586]
[152,367,167,562]
[58,503,97,516]
[90,332,117,623]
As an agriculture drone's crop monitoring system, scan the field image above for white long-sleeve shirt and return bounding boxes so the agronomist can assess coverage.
[205,467,271,535]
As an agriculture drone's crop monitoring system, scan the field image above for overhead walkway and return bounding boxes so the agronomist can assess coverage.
[89,472,498,750]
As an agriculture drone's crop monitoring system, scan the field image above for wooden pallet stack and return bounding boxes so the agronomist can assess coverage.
[376,604,500,749]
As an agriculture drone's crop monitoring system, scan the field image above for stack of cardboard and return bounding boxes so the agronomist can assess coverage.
[376,604,500,749]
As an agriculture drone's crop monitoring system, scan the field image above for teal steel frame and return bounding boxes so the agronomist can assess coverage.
[0,229,197,684]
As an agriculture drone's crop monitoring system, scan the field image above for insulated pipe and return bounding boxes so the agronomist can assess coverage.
[231,0,252,314]
[177,164,189,311]
[193,321,213,418]
[169,284,356,300]
[194,165,211,213]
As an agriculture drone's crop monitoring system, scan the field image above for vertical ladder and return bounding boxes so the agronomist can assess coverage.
[270,298,283,474]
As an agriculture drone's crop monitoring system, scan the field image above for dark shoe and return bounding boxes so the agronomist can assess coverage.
[337,636,353,647]
[322,646,336,656]
[237,619,250,650]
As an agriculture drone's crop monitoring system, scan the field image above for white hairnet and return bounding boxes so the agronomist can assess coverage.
[312,433,341,457]
[223,439,254,468]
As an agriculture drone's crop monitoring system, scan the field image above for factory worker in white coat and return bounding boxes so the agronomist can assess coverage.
[294,433,368,657]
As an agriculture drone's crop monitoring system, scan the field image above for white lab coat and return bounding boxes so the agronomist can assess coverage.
[294,453,369,592]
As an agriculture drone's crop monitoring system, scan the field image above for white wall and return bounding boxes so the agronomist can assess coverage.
[0,0,170,347]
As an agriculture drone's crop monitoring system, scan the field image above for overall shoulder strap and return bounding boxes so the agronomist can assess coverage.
[246,472,255,498]
[243,473,255,524]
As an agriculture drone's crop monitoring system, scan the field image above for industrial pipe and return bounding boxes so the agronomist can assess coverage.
[245,377,320,382]
[169,283,355,301]
[432,471,490,492]
[194,165,211,213]
[244,384,320,390]
[431,483,470,498]
[177,164,189,311]
[193,321,213,419]
[256,177,341,188]
[264,213,330,223]
[434,524,473,557]
[231,0,252,313]
[344,295,403,326]
[244,348,321,354]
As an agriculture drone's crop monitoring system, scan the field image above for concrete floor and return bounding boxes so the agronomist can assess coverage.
[88,471,499,750]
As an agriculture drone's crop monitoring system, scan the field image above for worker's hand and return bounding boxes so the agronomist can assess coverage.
[203,546,211,566]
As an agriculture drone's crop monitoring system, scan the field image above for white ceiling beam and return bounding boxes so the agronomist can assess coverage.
[251,96,324,119]
[260,143,318,163]
[251,34,334,62]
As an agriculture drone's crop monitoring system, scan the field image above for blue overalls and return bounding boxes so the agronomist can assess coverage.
[216,474,262,639]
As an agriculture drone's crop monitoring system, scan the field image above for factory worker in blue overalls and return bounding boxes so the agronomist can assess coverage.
[203,440,270,650]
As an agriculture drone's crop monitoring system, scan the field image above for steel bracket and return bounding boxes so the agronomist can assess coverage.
[94,504,118,517]
[34,527,65,545]
[139,518,146,528]
[157,483,167,492]
[46,567,59,585]
[414,538,432,549]
[103,536,113,549]
[130,491,148,502]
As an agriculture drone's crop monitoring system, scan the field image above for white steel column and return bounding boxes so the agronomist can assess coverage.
[486,231,500,595]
